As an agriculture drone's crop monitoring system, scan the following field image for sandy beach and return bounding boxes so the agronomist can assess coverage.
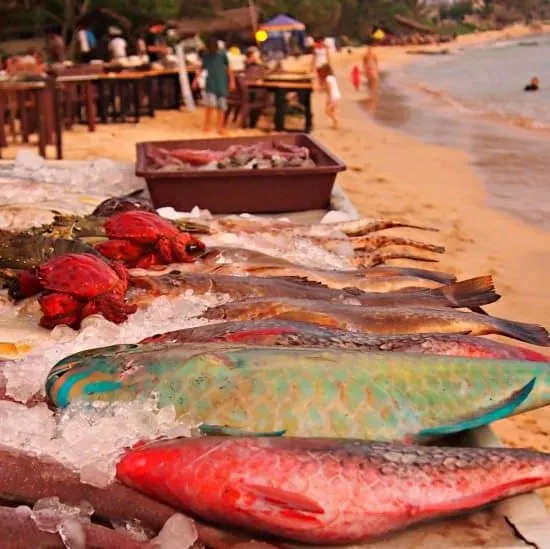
[2,23,550,501]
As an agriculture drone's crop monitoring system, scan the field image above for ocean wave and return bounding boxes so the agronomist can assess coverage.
[404,77,550,134]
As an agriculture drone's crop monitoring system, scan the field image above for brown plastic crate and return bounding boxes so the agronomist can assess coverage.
[135,134,347,214]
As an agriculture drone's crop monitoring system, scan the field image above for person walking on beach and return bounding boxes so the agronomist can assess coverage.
[362,45,379,109]
[318,64,341,129]
[311,37,331,90]
[196,36,235,135]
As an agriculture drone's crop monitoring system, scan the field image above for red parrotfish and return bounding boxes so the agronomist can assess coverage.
[116,436,550,545]
[140,319,550,362]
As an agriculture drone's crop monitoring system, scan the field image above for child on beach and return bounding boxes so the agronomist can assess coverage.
[196,37,235,135]
[351,64,361,92]
[319,64,341,129]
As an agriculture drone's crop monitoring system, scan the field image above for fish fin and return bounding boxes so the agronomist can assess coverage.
[199,424,286,437]
[469,306,488,316]
[269,276,330,289]
[225,327,297,342]
[492,317,550,346]
[434,276,500,308]
[418,377,536,438]
[240,483,325,514]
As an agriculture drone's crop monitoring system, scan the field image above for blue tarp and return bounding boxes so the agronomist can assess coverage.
[260,14,305,32]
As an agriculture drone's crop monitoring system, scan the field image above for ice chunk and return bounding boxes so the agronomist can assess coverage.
[157,205,213,220]
[320,210,355,224]
[31,497,93,535]
[58,517,87,549]
[156,207,184,220]
[111,519,151,541]
[152,514,198,549]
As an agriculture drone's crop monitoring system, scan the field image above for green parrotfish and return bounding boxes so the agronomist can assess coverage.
[46,344,550,442]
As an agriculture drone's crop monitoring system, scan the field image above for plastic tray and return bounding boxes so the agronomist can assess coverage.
[135,134,347,214]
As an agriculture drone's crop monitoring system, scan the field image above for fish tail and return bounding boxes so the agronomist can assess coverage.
[418,377,536,438]
[433,276,501,308]
[492,316,550,346]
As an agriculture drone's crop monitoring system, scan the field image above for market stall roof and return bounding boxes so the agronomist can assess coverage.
[173,7,258,37]
[394,14,436,35]
[259,14,305,32]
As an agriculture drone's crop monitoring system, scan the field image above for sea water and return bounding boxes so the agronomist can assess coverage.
[373,37,550,231]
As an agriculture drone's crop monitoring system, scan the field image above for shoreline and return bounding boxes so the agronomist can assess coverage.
[322,42,550,501]
[372,63,550,233]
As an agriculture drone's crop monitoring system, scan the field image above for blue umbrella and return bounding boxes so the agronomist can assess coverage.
[259,14,305,32]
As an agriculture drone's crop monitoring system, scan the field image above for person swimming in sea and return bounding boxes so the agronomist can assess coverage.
[524,77,539,92]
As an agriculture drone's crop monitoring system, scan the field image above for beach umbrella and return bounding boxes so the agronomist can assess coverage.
[259,14,305,33]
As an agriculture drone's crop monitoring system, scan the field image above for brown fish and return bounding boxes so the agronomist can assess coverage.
[197,247,455,282]
[203,298,550,346]
[130,272,499,311]
[189,249,452,292]
[179,216,440,237]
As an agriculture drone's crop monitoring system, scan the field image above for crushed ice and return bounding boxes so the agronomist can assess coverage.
[4,290,228,403]
[8,150,145,197]
[0,156,358,494]
[203,231,354,270]
[151,514,199,549]
[0,289,227,485]
[31,497,93,534]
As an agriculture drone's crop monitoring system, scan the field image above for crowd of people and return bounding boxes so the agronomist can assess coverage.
[0,24,383,135]
[0,23,180,73]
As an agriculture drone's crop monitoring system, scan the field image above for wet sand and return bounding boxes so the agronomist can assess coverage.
[2,24,550,504]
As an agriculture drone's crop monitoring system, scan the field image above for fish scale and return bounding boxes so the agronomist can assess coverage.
[47,345,550,442]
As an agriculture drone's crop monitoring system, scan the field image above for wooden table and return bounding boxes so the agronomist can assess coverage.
[0,80,63,159]
[96,73,145,124]
[247,79,314,133]
[144,68,198,110]
[56,74,99,133]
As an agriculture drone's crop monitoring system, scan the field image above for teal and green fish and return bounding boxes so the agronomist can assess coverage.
[47,344,550,442]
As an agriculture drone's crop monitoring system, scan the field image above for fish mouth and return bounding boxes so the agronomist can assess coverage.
[45,343,140,403]
[45,359,80,405]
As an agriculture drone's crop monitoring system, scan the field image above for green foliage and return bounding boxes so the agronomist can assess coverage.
[440,1,474,21]
[4,0,550,43]
[438,21,478,35]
